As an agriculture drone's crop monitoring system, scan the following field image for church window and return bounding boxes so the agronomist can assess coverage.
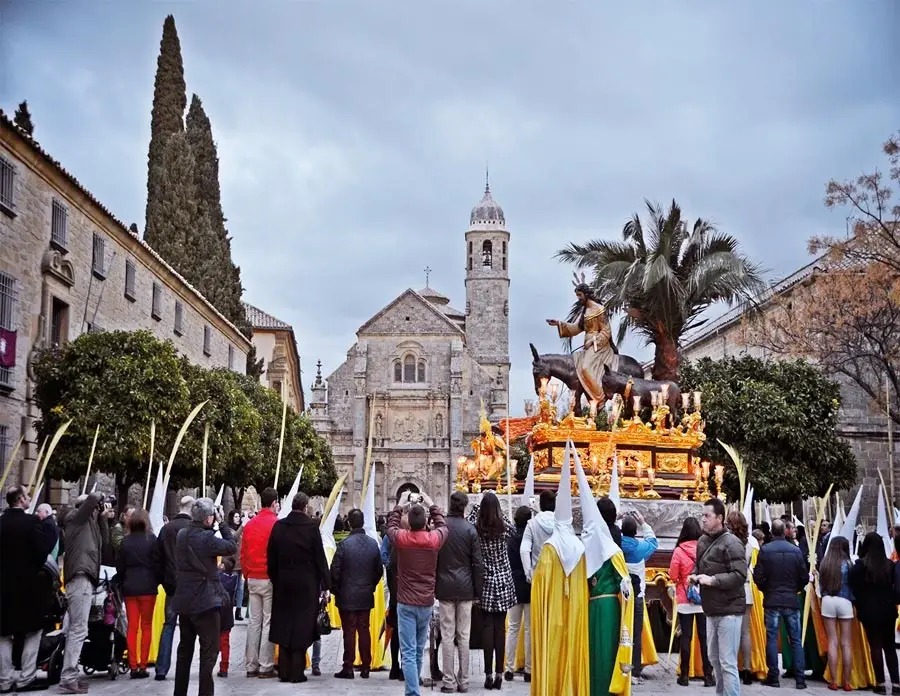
[417,360,426,382]
[502,256,507,270]
[403,355,416,382]
[482,240,493,267]
[394,360,402,382]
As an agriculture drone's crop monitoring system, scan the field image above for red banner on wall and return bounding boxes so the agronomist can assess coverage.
[0,328,16,368]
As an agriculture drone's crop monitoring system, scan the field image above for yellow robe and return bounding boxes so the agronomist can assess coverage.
[531,545,591,696]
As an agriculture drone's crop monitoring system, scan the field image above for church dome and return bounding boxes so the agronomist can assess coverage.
[469,182,505,227]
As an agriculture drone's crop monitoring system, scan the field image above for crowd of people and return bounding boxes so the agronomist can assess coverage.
[5,478,900,696]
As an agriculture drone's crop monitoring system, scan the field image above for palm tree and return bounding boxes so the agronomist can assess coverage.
[557,199,766,381]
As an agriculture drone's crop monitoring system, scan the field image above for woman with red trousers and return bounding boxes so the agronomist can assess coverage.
[115,509,162,678]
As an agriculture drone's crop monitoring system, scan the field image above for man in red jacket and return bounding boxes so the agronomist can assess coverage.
[386,492,449,696]
[240,488,279,679]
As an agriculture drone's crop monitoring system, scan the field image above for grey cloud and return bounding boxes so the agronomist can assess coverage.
[2,2,898,409]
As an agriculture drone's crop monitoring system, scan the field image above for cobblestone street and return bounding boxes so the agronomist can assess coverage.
[73,620,840,696]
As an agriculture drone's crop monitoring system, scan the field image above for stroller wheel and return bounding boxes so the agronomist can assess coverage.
[108,664,118,680]
[118,661,130,675]
[83,667,95,676]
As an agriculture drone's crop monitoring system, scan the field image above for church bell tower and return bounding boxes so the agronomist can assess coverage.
[464,172,510,402]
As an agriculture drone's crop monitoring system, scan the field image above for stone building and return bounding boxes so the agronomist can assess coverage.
[309,181,511,512]
[0,112,251,500]
[679,255,895,525]
[244,302,304,412]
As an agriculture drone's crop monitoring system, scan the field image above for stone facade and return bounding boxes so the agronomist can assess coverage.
[244,302,304,412]
[0,113,251,501]
[679,260,895,527]
[309,184,511,513]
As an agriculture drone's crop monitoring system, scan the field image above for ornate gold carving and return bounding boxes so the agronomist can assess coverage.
[656,452,689,474]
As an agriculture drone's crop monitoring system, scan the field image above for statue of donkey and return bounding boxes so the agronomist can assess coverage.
[530,342,644,416]
[600,364,681,420]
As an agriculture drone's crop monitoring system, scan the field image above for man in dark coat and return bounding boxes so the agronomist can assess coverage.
[0,485,58,692]
[435,491,483,693]
[753,518,809,689]
[171,498,236,696]
[330,508,383,680]
[155,495,194,681]
[267,492,330,684]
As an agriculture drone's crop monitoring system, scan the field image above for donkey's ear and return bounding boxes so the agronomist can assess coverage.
[530,343,540,361]
[603,364,610,374]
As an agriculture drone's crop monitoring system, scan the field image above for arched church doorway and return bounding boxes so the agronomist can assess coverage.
[396,482,420,503]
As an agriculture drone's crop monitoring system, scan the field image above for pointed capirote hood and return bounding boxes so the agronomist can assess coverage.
[544,440,585,577]
[742,486,754,525]
[573,443,619,576]
[279,466,304,520]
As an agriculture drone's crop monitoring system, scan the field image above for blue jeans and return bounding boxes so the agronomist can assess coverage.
[312,640,320,668]
[398,603,431,696]
[707,615,742,696]
[765,608,804,682]
[155,594,177,677]
[235,573,245,612]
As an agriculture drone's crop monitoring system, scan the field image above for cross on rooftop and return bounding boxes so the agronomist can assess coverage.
[424,266,432,287]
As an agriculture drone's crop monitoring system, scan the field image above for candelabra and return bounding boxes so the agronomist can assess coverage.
[714,464,726,502]
[693,460,711,502]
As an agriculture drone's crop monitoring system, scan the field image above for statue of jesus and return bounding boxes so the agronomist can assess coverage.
[546,276,616,403]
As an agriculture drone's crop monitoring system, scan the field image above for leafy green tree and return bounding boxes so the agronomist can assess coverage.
[679,356,856,503]
[14,100,33,136]
[31,330,191,505]
[557,200,766,381]
[144,14,186,251]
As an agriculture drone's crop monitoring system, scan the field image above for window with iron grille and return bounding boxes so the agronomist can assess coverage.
[151,282,162,320]
[51,200,68,251]
[0,272,17,389]
[228,344,234,370]
[203,326,212,357]
[0,156,15,215]
[0,426,9,465]
[124,260,136,301]
[174,301,184,336]
[91,233,106,279]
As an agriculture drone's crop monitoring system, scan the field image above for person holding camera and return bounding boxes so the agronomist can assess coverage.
[621,509,658,683]
[386,490,449,696]
[58,492,113,694]
[171,498,237,696]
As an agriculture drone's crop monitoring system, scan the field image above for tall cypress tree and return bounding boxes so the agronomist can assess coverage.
[14,101,34,135]
[185,94,249,333]
[144,15,186,250]
[152,132,198,274]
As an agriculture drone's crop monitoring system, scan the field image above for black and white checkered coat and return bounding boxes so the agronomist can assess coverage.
[467,504,517,614]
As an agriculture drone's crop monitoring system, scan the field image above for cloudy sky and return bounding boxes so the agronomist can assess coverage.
[2,3,898,409]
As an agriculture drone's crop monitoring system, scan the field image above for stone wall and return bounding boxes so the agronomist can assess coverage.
[0,118,250,502]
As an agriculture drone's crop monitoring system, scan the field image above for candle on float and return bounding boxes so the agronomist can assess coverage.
[693,391,702,410]
[648,468,656,485]
[682,393,691,410]
[660,383,670,402]
[650,391,658,406]
[701,460,710,477]
[633,395,642,413]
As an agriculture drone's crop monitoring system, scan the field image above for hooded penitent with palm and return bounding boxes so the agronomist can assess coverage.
[557,200,765,381]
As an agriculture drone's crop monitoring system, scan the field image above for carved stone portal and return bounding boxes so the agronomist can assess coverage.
[393,413,426,442]
[41,249,75,288]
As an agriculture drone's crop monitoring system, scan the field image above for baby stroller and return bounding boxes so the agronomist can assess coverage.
[78,567,128,680]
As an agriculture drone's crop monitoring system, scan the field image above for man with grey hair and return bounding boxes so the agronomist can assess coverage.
[172,498,236,696]
[36,504,60,561]
[58,491,112,694]
[155,495,195,681]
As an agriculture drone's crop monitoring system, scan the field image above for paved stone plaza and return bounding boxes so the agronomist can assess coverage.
[73,620,839,696]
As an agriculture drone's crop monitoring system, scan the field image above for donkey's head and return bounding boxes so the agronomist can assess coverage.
[530,343,552,395]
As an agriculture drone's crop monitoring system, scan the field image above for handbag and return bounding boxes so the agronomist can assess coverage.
[317,596,332,636]
[687,583,703,605]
